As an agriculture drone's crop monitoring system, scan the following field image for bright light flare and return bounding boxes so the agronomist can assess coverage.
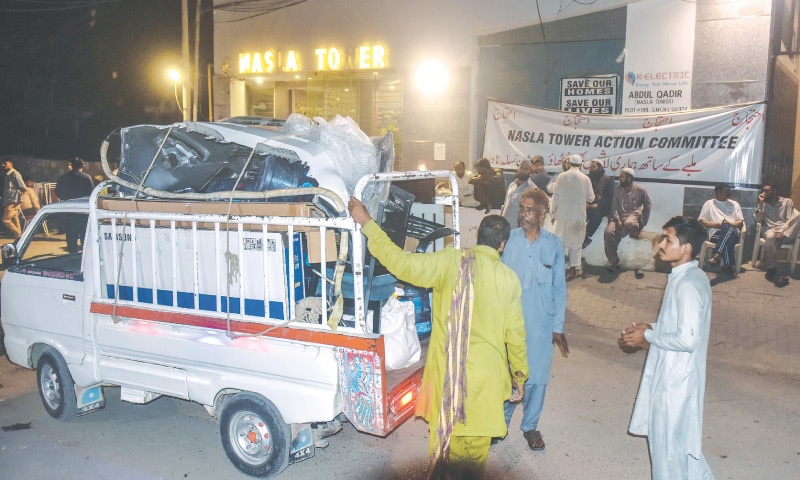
[167,69,181,83]
[415,61,448,95]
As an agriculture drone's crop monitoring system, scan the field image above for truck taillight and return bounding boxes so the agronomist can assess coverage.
[389,384,418,415]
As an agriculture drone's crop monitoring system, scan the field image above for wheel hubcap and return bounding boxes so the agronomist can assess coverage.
[41,364,61,410]
[230,411,272,465]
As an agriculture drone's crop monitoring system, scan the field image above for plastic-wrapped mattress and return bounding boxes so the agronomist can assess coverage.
[114,115,393,210]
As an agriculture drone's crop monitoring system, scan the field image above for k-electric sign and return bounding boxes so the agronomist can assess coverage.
[560,75,618,114]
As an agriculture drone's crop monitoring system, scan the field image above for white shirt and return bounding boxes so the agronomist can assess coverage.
[698,198,743,238]
[454,170,479,207]
[550,168,595,249]
[629,260,713,478]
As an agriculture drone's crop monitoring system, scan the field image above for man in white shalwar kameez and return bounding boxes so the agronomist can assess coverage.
[551,155,595,280]
[622,216,714,480]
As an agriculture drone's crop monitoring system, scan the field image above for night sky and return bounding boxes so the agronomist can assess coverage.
[0,0,211,162]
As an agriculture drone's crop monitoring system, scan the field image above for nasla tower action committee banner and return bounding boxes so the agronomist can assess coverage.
[482,101,764,185]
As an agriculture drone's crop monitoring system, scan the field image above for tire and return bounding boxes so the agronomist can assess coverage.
[37,351,78,420]
[219,393,291,478]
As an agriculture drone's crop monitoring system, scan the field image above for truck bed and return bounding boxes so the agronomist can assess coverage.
[386,336,429,392]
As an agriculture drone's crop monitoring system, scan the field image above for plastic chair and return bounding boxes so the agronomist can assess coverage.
[751,222,800,275]
[698,223,746,277]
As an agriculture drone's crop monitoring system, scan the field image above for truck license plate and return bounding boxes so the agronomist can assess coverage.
[75,385,106,415]
[289,423,315,463]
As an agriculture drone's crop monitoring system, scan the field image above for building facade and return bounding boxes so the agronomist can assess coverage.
[212,0,800,218]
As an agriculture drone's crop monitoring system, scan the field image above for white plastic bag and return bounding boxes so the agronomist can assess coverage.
[380,295,421,370]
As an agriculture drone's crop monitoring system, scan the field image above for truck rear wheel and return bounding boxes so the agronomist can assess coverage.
[37,351,77,420]
[219,393,290,478]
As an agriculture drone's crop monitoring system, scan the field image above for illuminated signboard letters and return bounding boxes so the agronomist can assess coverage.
[240,45,387,74]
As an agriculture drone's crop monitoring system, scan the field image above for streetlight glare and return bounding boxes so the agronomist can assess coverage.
[416,61,448,95]
[167,69,181,83]
[167,68,183,116]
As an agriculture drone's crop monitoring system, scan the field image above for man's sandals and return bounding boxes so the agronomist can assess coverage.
[523,430,545,451]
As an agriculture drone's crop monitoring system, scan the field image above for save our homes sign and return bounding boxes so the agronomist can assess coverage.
[560,76,618,115]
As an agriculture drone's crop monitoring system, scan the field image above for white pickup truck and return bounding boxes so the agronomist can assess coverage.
[1,137,459,477]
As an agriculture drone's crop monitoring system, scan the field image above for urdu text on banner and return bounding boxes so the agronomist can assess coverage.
[482,101,764,185]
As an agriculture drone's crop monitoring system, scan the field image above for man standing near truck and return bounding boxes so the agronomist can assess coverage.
[348,196,528,479]
[55,158,95,253]
[501,188,568,451]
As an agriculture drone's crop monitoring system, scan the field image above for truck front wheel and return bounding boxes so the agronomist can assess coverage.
[219,393,290,478]
[37,351,77,420]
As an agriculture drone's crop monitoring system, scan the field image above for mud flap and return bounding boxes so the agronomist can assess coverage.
[289,423,315,464]
[75,385,105,416]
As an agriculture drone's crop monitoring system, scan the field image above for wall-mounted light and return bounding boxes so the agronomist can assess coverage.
[416,61,448,95]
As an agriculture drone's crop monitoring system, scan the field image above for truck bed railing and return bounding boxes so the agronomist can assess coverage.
[89,191,358,334]
[88,170,459,338]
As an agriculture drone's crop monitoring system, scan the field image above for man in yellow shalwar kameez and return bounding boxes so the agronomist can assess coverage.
[349,197,528,479]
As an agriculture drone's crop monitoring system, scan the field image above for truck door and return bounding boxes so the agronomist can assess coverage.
[2,210,88,364]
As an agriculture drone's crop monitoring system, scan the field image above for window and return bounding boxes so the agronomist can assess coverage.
[16,212,88,275]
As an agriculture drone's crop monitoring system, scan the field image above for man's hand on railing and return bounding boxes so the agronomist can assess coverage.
[348,197,373,226]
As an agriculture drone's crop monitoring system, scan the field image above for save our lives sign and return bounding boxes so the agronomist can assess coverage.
[561,75,618,114]
[482,100,764,185]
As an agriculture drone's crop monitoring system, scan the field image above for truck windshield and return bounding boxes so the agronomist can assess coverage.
[18,212,88,273]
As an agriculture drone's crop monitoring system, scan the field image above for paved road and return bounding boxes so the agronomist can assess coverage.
[2,220,799,479]
[2,319,798,480]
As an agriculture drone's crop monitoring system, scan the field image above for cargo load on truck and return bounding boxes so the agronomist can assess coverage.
[110,113,394,215]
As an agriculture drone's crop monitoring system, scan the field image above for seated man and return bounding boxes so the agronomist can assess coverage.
[469,157,506,214]
[698,183,744,276]
[584,159,614,248]
[438,161,480,208]
[604,168,651,278]
[754,181,800,287]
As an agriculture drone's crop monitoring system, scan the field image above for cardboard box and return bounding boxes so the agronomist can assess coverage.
[98,197,320,217]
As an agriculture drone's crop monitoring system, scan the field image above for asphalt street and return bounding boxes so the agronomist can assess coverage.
[1,218,799,479]
[2,317,798,479]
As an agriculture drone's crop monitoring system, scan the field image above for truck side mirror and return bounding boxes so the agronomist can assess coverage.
[2,243,18,266]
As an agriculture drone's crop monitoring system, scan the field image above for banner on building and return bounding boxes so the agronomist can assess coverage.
[482,100,764,185]
[561,75,617,114]
[621,0,695,114]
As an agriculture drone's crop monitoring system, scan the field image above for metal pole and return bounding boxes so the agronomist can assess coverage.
[207,63,214,121]
[181,0,191,121]
[193,0,201,121]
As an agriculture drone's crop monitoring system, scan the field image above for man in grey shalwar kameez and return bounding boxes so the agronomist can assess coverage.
[622,216,714,479]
